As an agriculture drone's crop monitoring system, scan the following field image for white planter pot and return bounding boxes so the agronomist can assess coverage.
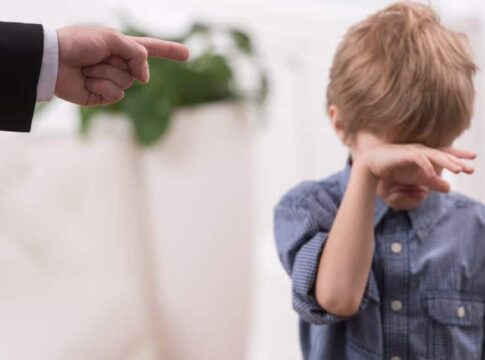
[141,102,254,360]
[0,133,156,360]
[0,101,254,360]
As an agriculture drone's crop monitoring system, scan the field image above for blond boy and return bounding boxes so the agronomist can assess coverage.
[274,2,483,359]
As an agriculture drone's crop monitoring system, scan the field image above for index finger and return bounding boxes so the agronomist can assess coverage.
[129,36,190,61]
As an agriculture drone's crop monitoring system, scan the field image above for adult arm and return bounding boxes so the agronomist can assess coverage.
[0,22,44,132]
[0,23,190,132]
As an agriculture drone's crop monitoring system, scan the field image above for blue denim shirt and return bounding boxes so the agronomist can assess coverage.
[274,159,485,360]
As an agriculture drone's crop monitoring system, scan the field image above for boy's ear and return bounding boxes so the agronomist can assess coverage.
[328,105,348,144]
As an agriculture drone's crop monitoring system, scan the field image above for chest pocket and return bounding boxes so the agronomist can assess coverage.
[424,295,485,360]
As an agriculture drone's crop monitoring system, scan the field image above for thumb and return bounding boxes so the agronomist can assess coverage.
[106,34,150,83]
[427,176,450,193]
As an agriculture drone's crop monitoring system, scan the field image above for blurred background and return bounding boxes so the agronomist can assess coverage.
[1,1,485,359]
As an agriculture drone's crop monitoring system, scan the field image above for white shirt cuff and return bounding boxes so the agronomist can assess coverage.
[36,26,59,102]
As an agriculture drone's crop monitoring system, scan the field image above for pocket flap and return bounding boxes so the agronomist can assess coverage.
[424,296,485,327]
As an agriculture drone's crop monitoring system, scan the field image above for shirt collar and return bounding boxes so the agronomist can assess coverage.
[406,190,446,240]
[337,155,446,238]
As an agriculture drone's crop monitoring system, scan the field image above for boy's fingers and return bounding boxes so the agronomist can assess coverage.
[428,151,462,174]
[444,153,475,174]
[441,146,477,159]
[414,154,436,178]
[428,176,451,193]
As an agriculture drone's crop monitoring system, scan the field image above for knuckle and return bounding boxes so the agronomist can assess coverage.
[438,153,449,162]
[110,91,123,103]
[96,65,108,77]
[125,77,134,88]
[109,86,123,101]
[138,44,148,59]
[86,78,97,90]
[108,28,121,37]
[108,30,123,45]
[97,80,108,92]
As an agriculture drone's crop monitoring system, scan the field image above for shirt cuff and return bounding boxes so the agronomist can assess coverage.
[36,26,59,102]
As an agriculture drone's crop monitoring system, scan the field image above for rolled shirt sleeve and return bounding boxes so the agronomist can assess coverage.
[274,181,380,325]
[36,26,58,102]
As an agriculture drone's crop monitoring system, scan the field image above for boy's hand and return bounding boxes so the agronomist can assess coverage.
[356,144,476,193]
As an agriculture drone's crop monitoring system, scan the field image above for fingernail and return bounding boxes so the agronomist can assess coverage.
[144,66,150,83]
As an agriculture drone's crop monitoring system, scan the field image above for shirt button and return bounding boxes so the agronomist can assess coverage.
[391,300,403,312]
[391,242,402,253]
[390,356,401,360]
[457,306,466,318]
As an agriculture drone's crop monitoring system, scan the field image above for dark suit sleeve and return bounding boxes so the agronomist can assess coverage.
[0,22,44,132]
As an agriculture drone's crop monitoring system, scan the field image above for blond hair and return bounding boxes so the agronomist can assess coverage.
[326,1,478,147]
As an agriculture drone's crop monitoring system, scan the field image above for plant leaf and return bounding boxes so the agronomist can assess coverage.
[229,29,252,54]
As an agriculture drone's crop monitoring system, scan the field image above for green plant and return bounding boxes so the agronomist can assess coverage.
[79,22,268,146]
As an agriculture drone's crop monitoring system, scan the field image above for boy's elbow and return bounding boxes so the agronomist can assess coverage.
[316,290,362,317]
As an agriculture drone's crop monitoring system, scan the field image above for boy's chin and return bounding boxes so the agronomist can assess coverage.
[383,192,429,211]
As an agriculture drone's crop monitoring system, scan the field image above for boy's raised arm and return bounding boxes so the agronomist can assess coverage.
[315,144,474,317]
[314,159,378,316]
